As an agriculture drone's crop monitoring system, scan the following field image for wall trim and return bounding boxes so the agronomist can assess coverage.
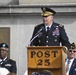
[0,4,76,16]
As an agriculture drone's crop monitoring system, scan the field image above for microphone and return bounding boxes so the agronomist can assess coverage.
[28,34,39,46]
[28,26,44,46]
[35,26,44,36]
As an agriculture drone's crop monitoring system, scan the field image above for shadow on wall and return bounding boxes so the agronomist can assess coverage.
[0,0,19,5]
[54,15,76,25]
[7,0,19,5]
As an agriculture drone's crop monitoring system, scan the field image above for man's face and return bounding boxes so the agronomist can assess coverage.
[0,47,8,59]
[68,49,76,59]
[42,15,54,26]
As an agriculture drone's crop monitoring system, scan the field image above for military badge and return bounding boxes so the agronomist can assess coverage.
[70,42,75,49]
[43,7,46,12]
[59,24,63,27]
[53,27,59,36]
[5,64,11,66]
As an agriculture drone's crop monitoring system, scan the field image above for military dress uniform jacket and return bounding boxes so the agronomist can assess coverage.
[0,57,17,74]
[31,22,70,49]
[69,59,76,75]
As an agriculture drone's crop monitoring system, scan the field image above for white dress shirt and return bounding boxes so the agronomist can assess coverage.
[45,22,53,31]
[0,68,9,75]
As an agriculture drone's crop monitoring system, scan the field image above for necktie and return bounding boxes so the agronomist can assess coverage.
[66,60,70,72]
[47,27,50,34]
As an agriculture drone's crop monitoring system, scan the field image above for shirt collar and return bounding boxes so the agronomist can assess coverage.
[66,58,74,62]
[45,21,53,29]
[0,57,7,61]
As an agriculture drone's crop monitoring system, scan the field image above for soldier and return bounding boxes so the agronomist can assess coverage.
[65,42,76,75]
[30,6,71,49]
[0,43,17,75]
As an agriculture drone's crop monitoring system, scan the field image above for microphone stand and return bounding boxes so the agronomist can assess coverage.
[28,34,39,46]
[28,33,42,75]
[28,26,44,46]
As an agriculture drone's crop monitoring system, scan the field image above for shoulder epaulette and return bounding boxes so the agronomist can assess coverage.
[35,25,38,27]
[59,24,64,27]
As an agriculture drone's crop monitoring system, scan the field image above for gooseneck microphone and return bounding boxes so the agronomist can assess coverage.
[34,27,43,36]
[28,26,44,46]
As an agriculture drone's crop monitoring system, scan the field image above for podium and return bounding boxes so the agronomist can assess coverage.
[27,46,66,75]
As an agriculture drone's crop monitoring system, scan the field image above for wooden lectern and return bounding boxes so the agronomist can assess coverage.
[27,46,66,75]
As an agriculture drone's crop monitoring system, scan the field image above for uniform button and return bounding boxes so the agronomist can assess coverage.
[38,40,41,43]
[47,36,48,38]
[55,39,57,42]
[46,41,48,43]
[55,36,57,38]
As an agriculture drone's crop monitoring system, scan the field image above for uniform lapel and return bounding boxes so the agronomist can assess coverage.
[3,57,9,64]
[70,59,76,73]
